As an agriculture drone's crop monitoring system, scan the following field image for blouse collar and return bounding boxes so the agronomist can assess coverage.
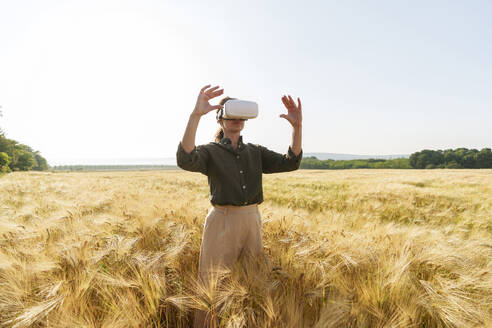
[219,135,244,146]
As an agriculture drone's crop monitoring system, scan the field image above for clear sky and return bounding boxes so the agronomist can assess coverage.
[1,0,491,165]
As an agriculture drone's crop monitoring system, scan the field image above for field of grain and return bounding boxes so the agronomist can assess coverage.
[0,169,491,327]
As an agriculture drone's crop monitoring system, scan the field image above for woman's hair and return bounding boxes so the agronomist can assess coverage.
[214,96,237,142]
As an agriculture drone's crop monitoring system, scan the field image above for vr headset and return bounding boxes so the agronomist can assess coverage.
[216,99,258,120]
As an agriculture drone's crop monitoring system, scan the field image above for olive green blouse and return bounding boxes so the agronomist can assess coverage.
[176,136,302,205]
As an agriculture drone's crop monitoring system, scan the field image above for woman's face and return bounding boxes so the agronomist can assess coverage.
[221,119,245,134]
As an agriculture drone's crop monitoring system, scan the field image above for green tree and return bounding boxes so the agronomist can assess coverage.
[443,149,458,164]
[0,110,49,172]
[445,161,461,169]
[391,158,411,169]
[409,150,444,169]
[15,150,36,171]
[476,148,492,168]
[33,151,49,171]
[0,152,10,173]
[0,135,14,154]
[463,149,478,168]
[300,157,330,169]
[453,148,469,167]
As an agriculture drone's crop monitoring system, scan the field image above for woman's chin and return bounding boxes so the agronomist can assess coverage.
[227,126,243,133]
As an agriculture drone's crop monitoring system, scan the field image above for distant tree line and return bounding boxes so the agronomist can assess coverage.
[0,135,49,173]
[409,148,492,169]
[301,148,492,169]
[301,157,411,169]
[52,165,177,171]
[0,111,49,173]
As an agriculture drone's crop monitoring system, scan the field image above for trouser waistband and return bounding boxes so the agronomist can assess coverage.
[212,203,259,214]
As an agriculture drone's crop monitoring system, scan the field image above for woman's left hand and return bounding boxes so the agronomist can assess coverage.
[280,95,302,128]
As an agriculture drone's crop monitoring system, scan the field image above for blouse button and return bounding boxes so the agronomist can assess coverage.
[239,170,243,174]
[236,155,240,159]
[242,185,246,189]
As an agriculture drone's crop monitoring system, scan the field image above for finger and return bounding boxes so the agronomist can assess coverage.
[288,95,297,109]
[297,97,302,110]
[210,89,224,98]
[200,84,211,92]
[279,114,293,124]
[283,96,295,111]
[283,94,293,105]
[206,86,220,94]
[211,105,224,110]
[281,95,291,109]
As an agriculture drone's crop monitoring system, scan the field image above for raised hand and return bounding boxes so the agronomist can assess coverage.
[280,95,302,128]
[192,84,224,116]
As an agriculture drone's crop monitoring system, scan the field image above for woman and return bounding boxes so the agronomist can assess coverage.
[176,84,303,328]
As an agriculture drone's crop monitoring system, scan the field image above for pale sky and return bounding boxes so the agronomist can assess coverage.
[1,0,491,165]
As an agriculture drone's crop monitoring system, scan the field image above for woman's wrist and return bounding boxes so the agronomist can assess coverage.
[190,111,202,119]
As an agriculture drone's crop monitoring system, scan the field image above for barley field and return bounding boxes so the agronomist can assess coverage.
[0,169,491,327]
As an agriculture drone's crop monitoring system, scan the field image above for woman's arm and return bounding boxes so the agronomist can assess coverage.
[259,144,302,173]
[181,113,202,153]
[280,95,303,156]
[290,124,302,157]
[177,84,224,174]
[259,95,303,173]
[181,84,224,153]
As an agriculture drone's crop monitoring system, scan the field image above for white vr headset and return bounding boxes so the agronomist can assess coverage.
[216,99,258,120]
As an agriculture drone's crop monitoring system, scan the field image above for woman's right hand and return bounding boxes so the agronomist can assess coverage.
[192,84,224,117]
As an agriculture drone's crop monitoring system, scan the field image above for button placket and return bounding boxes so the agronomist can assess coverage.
[236,150,248,205]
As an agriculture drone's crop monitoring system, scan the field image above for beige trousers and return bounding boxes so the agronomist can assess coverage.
[193,204,263,328]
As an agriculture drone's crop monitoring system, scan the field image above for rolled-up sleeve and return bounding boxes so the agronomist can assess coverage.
[176,142,210,175]
[259,145,303,173]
